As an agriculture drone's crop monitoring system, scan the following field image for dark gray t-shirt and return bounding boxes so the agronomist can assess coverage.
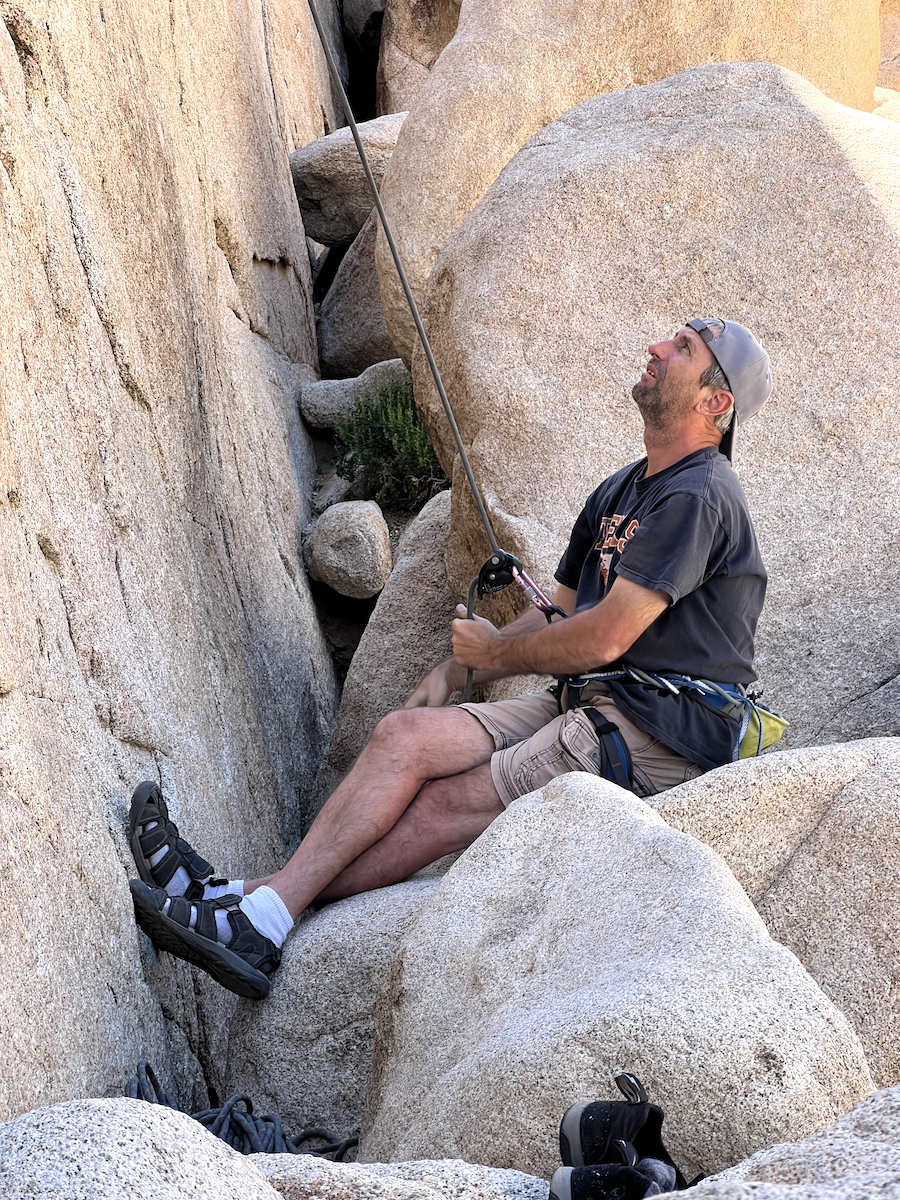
[554,447,767,769]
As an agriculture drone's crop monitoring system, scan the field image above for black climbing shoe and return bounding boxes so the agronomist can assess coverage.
[558,1074,685,1187]
[551,1139,680,1200]
[129,781,226,900]
[549,1161,674,1200]
[130,880,281,1000]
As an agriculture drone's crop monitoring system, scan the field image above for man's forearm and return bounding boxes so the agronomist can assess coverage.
[451,579,669,677]
[448,606,558,688]
[483,609,611,676]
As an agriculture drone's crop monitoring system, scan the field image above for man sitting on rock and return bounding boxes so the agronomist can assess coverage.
[130,317,772,1000]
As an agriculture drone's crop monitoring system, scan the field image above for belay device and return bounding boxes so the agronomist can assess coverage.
[304,0,566,701]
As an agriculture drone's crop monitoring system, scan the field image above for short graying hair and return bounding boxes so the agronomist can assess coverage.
[699,361,734,433]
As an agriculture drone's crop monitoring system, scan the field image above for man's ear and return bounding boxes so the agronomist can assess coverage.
[696,388,734,418]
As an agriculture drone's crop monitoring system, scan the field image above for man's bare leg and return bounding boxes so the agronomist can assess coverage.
[244,706,496,918]
[314,761,503,901]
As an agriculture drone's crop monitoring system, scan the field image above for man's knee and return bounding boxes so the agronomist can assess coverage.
[369,706,426,753]
[369,704,481,751]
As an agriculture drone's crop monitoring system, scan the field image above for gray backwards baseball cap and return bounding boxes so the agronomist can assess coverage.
[687,318,772,461]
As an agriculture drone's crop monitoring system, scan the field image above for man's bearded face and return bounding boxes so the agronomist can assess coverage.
[631,357,696,433]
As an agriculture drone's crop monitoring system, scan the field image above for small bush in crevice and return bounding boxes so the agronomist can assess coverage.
[334,380,448,512]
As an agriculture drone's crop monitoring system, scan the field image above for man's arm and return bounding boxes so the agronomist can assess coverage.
[404,584,578,708]
[450,576,668,677]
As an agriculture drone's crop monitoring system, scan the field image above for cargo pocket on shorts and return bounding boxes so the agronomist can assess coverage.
[506,711,600,797]
[558,709,612,777]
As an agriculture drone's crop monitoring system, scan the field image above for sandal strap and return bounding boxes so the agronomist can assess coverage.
[138,830,214,888]
[132,784,215,889]
[184,876,230,902]
[225,908,283,976]
[163,893,242,942]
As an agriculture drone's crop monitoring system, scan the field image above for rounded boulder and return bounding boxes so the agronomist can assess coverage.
[305,501,393,599]
[0,1098,280,1199]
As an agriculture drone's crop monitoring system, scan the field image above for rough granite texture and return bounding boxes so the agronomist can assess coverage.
[0,0,343,1121]
[690,1085,900,1198]
[318,210,399,377]
[655,739,900,1088]
[875,84,900,121]
[376,0,461,115]
[300,359,412,430]
[226,879,439,1142]
[412,62,900,750]
[314,489,453,802]
[0,1098,280,1199]
[304,500,393,598]
[377,0,880,359]
[256,1156,547,1200]
[359,773,874,1181]
[290,114,407,247]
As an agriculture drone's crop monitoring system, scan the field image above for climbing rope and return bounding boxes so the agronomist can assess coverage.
[305,0,500,556]
[125,1060,359,1159]
[304,0,567,702]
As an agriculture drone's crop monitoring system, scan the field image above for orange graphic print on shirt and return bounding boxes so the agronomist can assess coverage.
[594,514,640,588]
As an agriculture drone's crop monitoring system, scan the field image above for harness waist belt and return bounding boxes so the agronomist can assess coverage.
[560,667,782,762]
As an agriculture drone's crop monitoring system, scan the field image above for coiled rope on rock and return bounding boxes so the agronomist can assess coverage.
[125,1060,359,1159]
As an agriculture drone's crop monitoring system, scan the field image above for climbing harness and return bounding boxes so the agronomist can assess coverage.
[304,0,565,703]
[125,1060,358,1159]
[563,667,788,762]
[575,703,634,791]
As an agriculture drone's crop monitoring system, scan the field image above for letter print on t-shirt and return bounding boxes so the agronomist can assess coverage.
[594,514,640,587]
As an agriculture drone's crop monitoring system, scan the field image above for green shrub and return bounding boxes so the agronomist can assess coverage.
[335,380,448,511]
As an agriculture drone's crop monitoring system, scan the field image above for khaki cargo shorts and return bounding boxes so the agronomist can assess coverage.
[458,683,702,806]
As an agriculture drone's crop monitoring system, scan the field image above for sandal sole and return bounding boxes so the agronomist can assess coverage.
[128,781,165,887]
[130,880,271,1001]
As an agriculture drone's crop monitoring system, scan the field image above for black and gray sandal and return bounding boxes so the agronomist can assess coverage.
[130,880,281,1000]
[129,781,222,900]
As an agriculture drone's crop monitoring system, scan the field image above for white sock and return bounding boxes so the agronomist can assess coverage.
[237,886,294,948]
[144,822,243,901]
[206,879,244,901]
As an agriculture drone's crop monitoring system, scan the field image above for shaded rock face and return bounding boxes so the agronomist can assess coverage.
[255,1155,547,1200]
[0,1098,280,1199]
[694,1085,900,1198]
[290,113,407,247]
[376,0,462,115]
[359,774,874,1181]
[226,879,439,1145]
[318,210,399,377]
[314,489,453,804]
[344,0,388,48]
[0,1,339,1120]
[413,62,900,750]
[655,739,900,1088]
[376,0,880,361]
